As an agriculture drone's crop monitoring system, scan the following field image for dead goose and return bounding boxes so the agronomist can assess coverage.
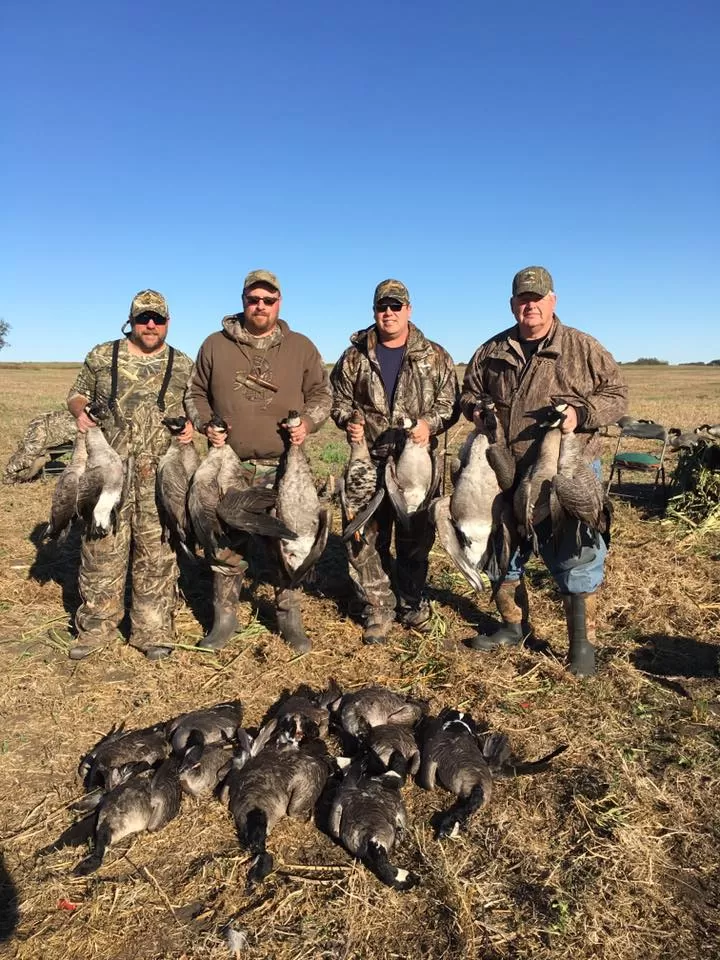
[513,403,567,549]
[275,411,331,586]
[167,700,244,754]
[329,753,418,891]
[329,685,427,739]
[73,754,183,875]
[431,398,515,592]
[420,708,566,838]
[549,428,612,546]
[364,723,421,779]
[78,721,170,796]
[78,403,126,536]
[340,410,385,542]
[187,417,296,561]
[385,418,438,527]
[267,682,340,740]
[44,430,88,541]
[223,715,332,885]
[178,729,251,798]
[156,415,199,555]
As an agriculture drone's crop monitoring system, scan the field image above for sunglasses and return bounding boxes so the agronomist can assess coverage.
[245,295,279,307]
[134,312,167,326]
[374,300,404,313]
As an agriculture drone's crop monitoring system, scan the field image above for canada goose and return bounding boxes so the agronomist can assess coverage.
[44,430,88,541]
[329,685,427,739]
[78,721,170,795]
[178,729,251,798]
[73,755,183,875]
[167,700,244,754]
[420,709,567,838]
[432,398,515,592]
[513,403,567,549]
[549,429,612,546]
[668,427,702,451]
[187,417,296,561]
[340,410,385,542]
[223,715,332,885]
[364,723,421,779]
[275,411,331,586]
[384,418,438,527]
[156,415,199,555]
[79,403,126,536]
[696,424,720,439]
[328,753,418,891]
[268,683,339,740]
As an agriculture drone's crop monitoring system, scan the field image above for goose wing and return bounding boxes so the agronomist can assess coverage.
[156,451,194,549]
[217,487,298,539]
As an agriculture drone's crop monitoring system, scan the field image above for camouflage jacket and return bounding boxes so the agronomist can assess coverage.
[185,316,332,460]
[68,339,194,462]
[460,317,628,471]
[330,323,460,454]
[3,409,77,483]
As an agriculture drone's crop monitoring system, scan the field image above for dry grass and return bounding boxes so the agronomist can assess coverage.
[1,364,719,960]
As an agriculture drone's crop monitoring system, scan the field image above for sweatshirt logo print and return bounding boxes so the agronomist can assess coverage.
[234,356,275,408]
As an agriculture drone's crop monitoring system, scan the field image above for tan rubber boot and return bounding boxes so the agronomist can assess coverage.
[469,579,532,651]
[276,587,311,654]
[562,592,597,677]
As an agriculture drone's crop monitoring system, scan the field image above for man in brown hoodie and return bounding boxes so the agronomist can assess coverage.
[460,266,627,676]
[185,270,332,653]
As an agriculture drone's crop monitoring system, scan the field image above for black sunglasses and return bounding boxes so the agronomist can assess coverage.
[245,295,279,306]
[374,299,404,313]
[134,312,167,326]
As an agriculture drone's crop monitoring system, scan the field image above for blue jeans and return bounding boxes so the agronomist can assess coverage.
[499,461,607,595]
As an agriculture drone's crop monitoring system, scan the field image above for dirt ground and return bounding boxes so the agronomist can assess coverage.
[1,364,719,960]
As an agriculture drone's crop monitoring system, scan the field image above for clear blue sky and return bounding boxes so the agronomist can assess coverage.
[2,0,718,366]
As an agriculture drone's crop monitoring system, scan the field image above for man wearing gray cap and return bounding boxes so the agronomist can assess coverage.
[65,289,195,660]
[331,279,459,644]
[185,270,332,654]
[460,266,627,676]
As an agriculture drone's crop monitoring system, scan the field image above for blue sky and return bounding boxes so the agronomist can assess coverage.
[2,0,718,366]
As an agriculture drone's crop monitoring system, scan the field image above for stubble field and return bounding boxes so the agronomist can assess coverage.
[0,363,719,960]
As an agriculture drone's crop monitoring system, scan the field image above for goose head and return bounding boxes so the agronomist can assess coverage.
[162,416,189,435]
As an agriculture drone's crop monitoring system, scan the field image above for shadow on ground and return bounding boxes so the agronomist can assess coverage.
[0,852,19,943]
[632,633,719,679]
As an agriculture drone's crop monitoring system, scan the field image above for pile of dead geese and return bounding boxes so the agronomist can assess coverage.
[39,685,566,891]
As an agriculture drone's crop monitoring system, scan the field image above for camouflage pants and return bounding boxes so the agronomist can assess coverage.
[76,457,178,650]
[346,496,435,626]
[212,460,302,613]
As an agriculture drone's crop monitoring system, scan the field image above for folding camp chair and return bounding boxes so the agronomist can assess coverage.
[605,419,669,501]
[41,441,74,477]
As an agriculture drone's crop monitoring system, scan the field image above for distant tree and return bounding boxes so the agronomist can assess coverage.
[709,359,720,366]
[624,357,669,365]
[0,318,9,352]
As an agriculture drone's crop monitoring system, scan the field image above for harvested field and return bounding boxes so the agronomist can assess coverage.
[1,363,719,960]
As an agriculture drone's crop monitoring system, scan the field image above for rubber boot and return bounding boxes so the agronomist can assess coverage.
[469,579,532,651]
[563,592,597,677]
[197,573,241,651]
[276,588,311,654]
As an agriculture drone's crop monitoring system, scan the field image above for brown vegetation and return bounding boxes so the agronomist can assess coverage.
[0,364,719,960]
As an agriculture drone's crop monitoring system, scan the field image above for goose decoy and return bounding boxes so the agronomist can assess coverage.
[384,418,438,528]
[156,416,199,555]
[340,410,385,543]
[275,411,331,587]
[432,398,515,592]
[44,430,88,542]
[328,753,418,891]
[695,424,720,439]
[222,715,332,886]
[668,427,702,451]
[73,755,183,875]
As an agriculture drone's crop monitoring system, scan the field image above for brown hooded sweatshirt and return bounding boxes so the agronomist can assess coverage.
[185,315,332,460]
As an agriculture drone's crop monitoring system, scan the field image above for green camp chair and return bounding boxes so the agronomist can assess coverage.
[606,419,669,500]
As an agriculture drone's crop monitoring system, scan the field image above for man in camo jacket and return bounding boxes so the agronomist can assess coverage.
[66,289,194,660]
[460,266,627,676]
[331,279,460,644]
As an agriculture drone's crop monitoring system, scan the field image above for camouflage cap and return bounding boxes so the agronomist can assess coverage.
[243,270,281,293]
[373,279,410,305]
[129,289,169,320]
[512,266,554,297]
